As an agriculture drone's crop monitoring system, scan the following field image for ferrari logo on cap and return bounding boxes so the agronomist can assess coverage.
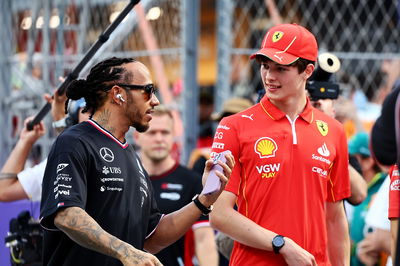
[316,120,328,136]
[272,31,284,42]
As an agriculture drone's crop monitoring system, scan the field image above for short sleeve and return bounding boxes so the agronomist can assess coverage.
[18,159,47,202]
[326,127,351,202]
[40,138,88,230]
[145,191,163,238]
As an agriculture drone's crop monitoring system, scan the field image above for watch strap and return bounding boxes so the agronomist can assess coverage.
[192,194,213,215]
[272,235,285,254]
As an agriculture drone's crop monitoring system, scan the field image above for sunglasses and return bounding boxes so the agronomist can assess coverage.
[116,83,157,101]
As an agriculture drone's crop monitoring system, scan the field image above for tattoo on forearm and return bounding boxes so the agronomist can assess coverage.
[58,208,143,261]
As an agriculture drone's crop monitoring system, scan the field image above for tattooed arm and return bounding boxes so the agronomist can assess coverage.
[54,206,162,266]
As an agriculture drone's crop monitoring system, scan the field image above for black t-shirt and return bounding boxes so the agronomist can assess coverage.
[150,163,207,266]
[40,120,162,266]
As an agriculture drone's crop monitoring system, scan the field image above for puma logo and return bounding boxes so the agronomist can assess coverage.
[274,54,283,62]
[241,114,254,121]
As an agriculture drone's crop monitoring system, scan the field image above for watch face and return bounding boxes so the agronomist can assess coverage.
[273,236,284,247]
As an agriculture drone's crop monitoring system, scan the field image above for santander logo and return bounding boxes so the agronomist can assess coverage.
[317,143,330,157]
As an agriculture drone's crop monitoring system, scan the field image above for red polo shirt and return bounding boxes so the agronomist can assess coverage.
[389,164,400,219]
[211,96,350,266]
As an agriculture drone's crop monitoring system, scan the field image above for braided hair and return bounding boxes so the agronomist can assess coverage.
[66,57,136,116]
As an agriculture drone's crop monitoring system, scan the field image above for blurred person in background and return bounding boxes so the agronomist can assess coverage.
[0,89,88,202]
[357,172,392,266]
[209,23,350,265]
[346,132,387,266]
[134,105,218,266]
[197,87,215,149]
[375,49,400,105]
[370,83,400,265]
[189,97,253,176]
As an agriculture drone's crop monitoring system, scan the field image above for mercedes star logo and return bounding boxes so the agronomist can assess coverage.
[99,147,114,162]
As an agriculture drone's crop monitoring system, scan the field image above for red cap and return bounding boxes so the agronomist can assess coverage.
[250,23,318,65]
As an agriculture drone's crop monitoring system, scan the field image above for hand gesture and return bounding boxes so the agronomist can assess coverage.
[357,230,385,266]
[281,237,317,266]
[200,152,234,206]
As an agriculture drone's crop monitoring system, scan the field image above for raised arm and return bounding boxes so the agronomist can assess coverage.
[210,191,316,266]
[54,206,162,266]
[0,118,45,201]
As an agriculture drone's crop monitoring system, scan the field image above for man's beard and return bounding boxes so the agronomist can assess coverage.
[134,122,149,133]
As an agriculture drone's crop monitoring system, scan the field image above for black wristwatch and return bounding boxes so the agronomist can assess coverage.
[272,235,285,254]
[192,194,213,215]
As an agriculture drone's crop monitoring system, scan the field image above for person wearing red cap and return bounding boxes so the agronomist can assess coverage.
[210,24,350,265]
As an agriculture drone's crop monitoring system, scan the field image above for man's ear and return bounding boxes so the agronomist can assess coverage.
[304,64,315,80]
[110,85,126,104]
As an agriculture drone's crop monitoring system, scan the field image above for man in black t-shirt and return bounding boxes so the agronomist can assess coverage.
[135,106,218,266]
[40,57,234,266]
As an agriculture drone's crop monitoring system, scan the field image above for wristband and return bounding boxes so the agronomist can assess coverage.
[192,194,213,215]
[52,118,67,129]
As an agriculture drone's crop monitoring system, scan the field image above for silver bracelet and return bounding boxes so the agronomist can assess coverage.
[52,118,67,129]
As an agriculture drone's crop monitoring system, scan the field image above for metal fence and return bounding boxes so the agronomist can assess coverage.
[1,0,400,166]
[0,0,199,166]
[216,0,400,110]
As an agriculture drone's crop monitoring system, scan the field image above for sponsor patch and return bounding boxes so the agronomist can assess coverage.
[56,163,69,173]
[311,154,332,165]
[102,166,121,175]
[255,163,281,178]
[160,192,181,201]
[254,137,278,159]
[317,143,330,157]
[217,125,230,130]
[212,142,225,150]
[161,183,183,190]
[316,120,328,136]
[241,114,254,121]
[272,31,284,42]
[312,166,328,178]
[99,147,115,162]
[391,179,400,191]
[214,132,224,139]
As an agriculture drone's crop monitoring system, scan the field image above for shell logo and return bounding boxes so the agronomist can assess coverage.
[254,137,278,158]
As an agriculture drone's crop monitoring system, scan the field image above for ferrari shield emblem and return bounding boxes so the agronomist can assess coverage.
[316,120,328,136]
[272,31,284,42]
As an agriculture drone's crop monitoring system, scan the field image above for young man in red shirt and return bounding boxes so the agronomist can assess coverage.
[210,24,350,265]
